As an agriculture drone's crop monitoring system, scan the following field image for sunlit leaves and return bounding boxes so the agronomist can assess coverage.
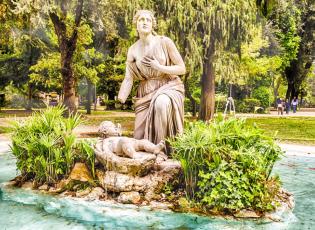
[29,51,61,88]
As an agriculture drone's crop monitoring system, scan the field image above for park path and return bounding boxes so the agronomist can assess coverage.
[279,143,315,157]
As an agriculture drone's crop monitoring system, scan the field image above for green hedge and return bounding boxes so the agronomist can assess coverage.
[252,87,272,109]
[236,98,261,113]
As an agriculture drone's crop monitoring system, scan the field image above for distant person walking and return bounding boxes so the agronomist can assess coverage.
[285,99,291,114]
[291,97,298,113]
[277,98,283,115]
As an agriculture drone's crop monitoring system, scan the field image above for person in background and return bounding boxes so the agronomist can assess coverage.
[291,97,298,113]
[285,99,291,114]
[277,98,283,115]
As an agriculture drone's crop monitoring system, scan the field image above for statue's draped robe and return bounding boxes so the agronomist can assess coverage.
[127,36,185,144]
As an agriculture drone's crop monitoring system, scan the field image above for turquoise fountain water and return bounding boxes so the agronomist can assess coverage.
[0,144,314,229]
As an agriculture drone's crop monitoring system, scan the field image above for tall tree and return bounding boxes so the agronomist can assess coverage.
[0,0,43,110]
[284,0,315,100]
[13,0,128,115]
[259,0,315,100]
[48,0,84,115]
[12,0,85,115]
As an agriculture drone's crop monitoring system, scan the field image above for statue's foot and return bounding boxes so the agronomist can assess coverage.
[154,140,165,154]
[158,140,165,149]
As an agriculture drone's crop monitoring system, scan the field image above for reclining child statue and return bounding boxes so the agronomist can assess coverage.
[97,121,166,159]
[95,121,169,176]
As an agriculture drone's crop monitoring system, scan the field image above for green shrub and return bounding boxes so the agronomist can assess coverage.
[169,116,282,213]
[184,98,193,113]
[10,106,95,184]
[104,99,116,110]
[236,98,261,113]
[252,87,272,109]
[192,88,201,105]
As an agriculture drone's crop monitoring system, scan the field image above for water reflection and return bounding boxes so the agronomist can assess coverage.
[1,150,314,229]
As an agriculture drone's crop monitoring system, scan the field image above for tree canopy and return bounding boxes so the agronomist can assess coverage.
[0,0,314,115]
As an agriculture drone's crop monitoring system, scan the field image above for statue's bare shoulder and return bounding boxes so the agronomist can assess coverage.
[159,36,177,49]
[127,43,138,62]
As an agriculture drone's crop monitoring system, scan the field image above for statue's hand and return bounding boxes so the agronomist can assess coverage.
[117,96,125,104]
[141,56,161,71]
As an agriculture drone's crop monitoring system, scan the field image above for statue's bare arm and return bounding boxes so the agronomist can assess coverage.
[118,48,135,103]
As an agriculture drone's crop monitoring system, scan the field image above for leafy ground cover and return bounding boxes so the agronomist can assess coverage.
[169,117,283,214]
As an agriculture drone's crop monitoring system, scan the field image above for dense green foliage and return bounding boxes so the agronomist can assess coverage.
[268,0,314,100]
[0,0,314,114]
[170,117,283,212]
[236,99,262,113]
[10,106,95,184]
[252,87,272,109]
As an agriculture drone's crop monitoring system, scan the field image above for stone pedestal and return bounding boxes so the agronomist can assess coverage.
[95,138,181,204]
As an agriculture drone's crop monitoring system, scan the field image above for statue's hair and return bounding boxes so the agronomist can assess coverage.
[133,10,157,29]
[98,121,122,138]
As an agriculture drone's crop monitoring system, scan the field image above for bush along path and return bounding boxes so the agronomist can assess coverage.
[7,107,294,220]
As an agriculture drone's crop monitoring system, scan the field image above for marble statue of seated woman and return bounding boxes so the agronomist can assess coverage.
[118,10,186,145]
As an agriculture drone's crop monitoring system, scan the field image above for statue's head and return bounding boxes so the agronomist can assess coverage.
[133,10,156,35]
[98,121,122,138]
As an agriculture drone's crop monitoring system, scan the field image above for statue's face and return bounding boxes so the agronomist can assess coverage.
[136,12,153,35]
[105,125,122,137]
[99,121,122,137]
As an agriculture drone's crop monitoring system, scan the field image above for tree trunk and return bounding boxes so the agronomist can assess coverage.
[49,0,83,117]
[272,75,281,107]
[26,83,32,111]
[93,84,97,111]
[285,78,296,101]
[86,79,92,114]
[61,50,77,116]
[285,58,300,101]
[199,58,215,121]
